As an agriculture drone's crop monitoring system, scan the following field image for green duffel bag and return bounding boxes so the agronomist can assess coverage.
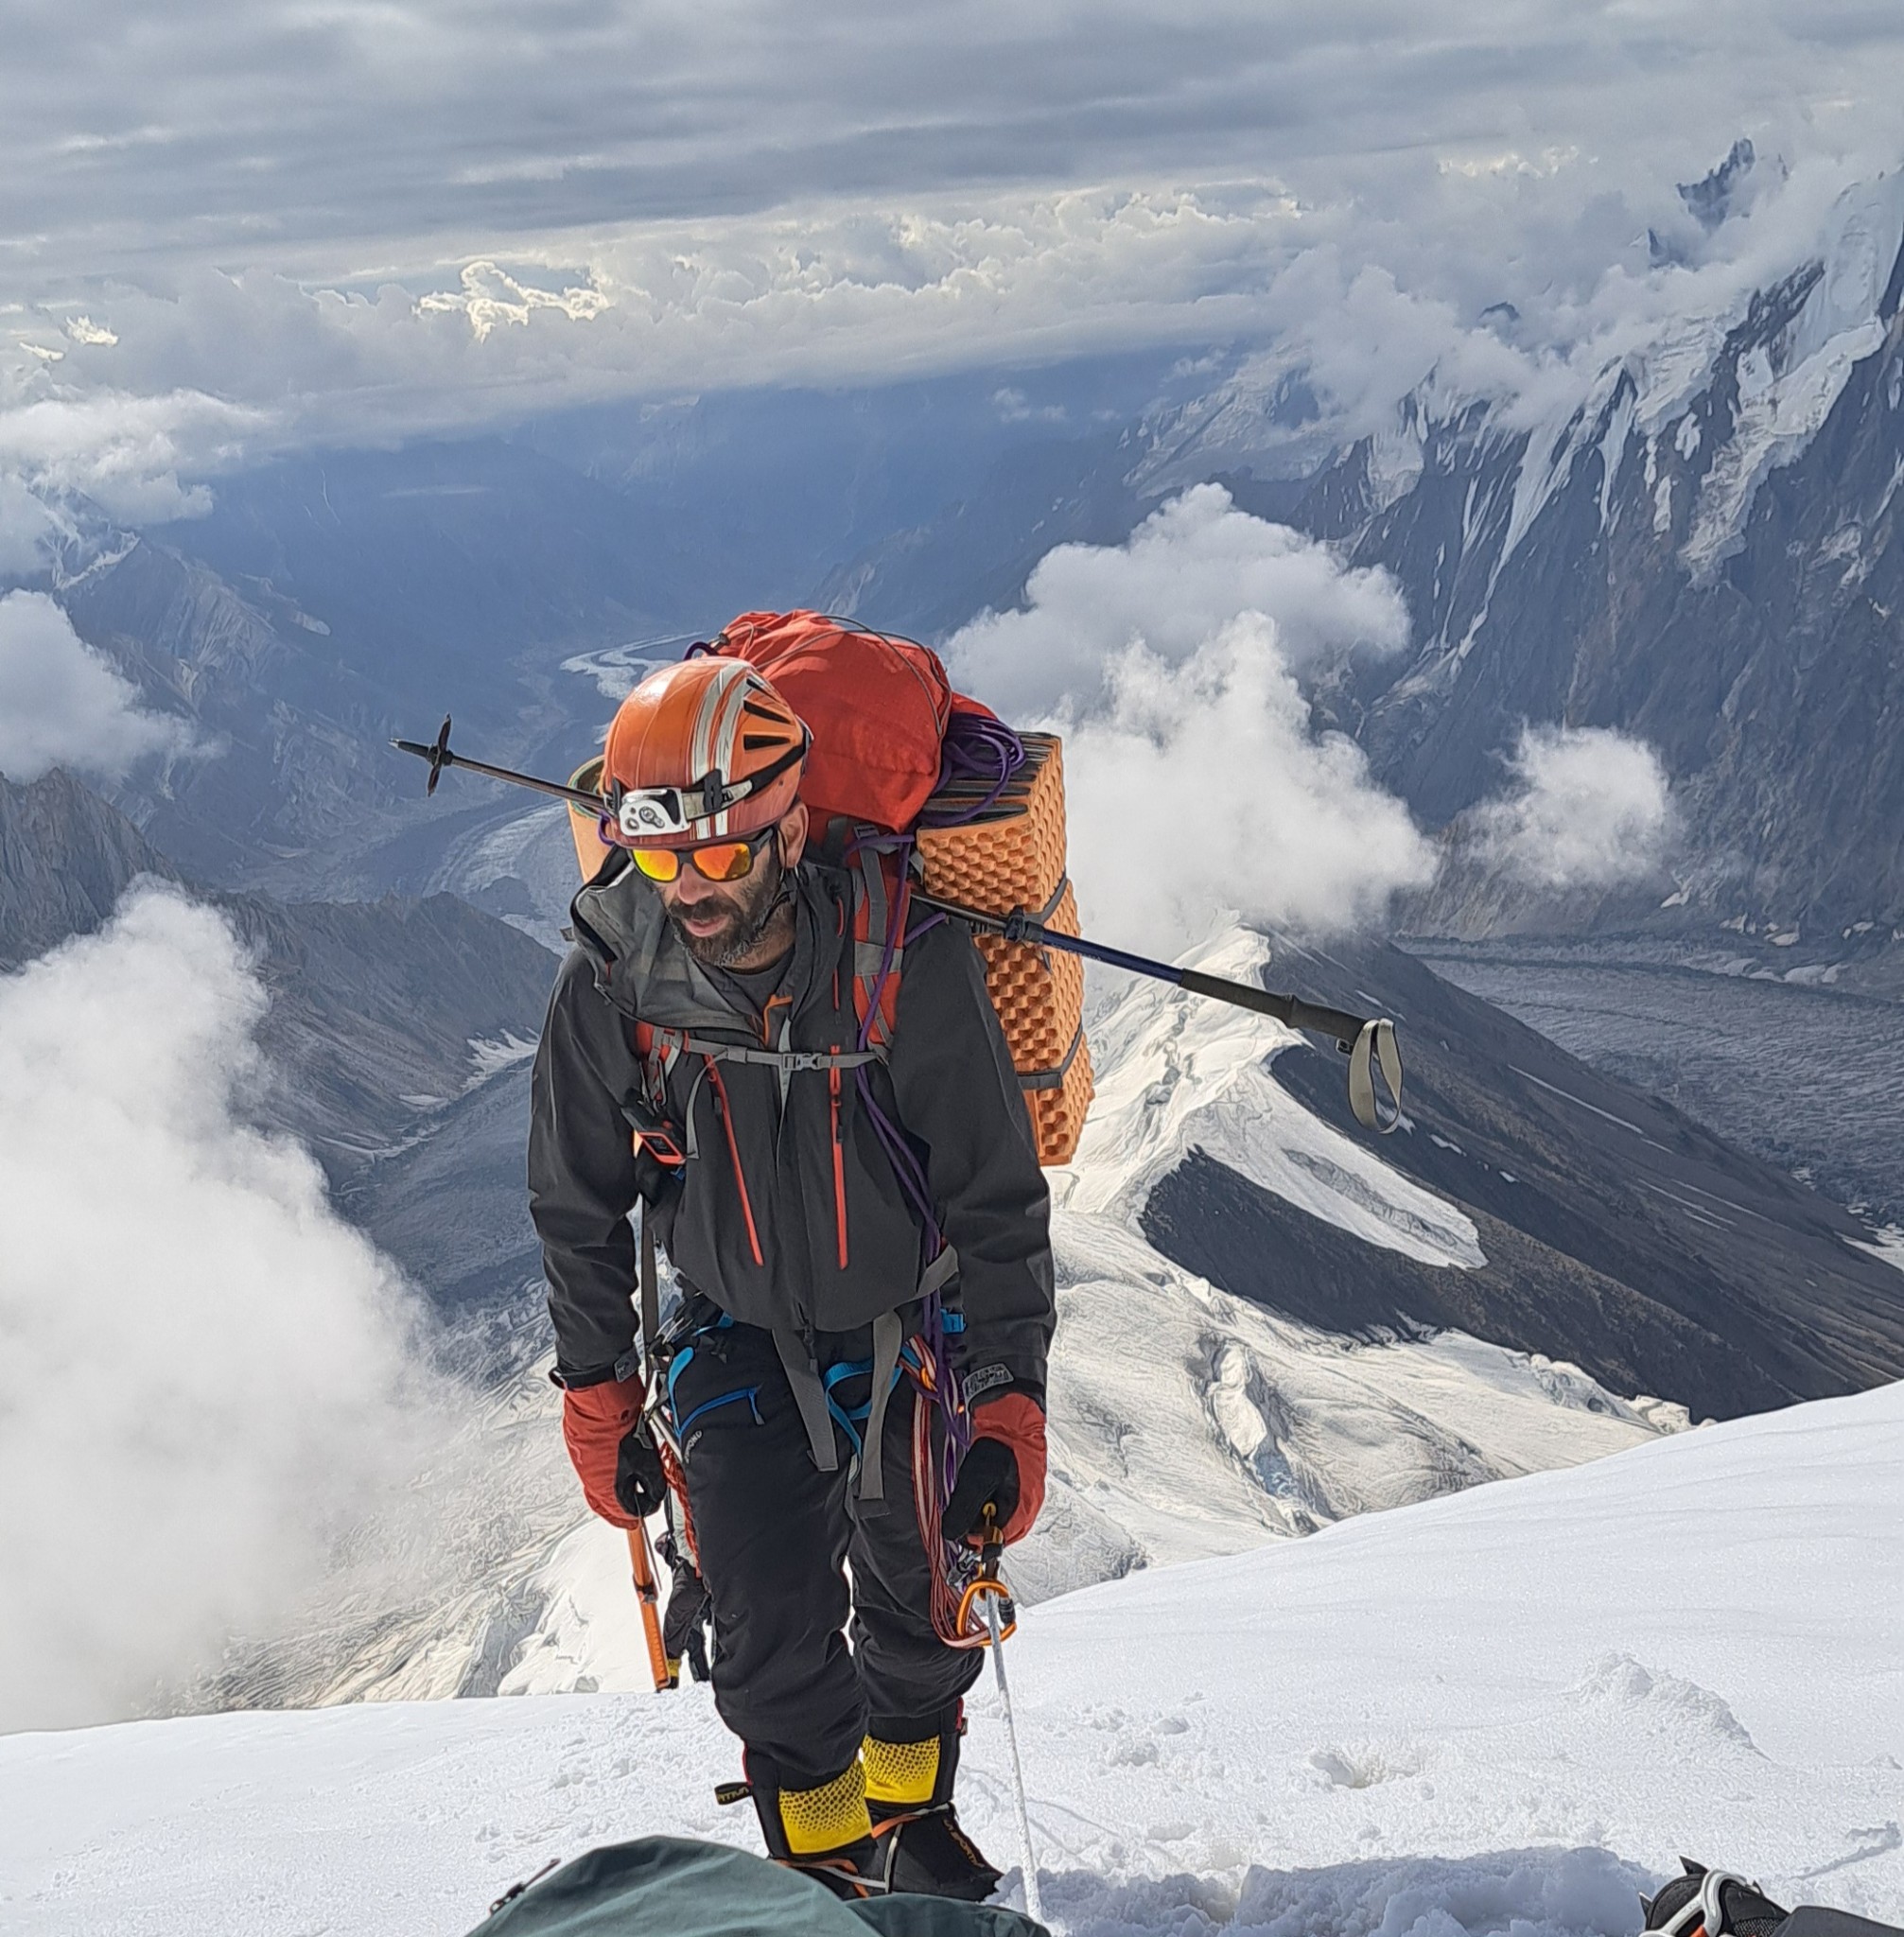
[474,1836,1048,1937]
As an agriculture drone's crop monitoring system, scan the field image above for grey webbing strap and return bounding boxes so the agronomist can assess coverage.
[1017,1019,1086,1091]
[773,1328,840,1475]
[680,1062,710,1161]
[858,848,890,963]
[676,1036,882,1074]
[853,1248,958,1509]
[917,1244,959,1300]
[856,1311,907,1512]
[638,1209,661,1375]
[773,1009,793,1110]
[1347,1018,1405,1134]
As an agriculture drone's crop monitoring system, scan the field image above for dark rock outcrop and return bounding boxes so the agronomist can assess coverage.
[0,768,179,969]
[1142,935,1904,1423]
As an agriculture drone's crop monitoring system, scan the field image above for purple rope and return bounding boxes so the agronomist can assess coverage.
[856,1068,942,1255]
[917,713,1025,829]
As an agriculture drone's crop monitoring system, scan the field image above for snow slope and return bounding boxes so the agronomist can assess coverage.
[7,1378,1898,1937]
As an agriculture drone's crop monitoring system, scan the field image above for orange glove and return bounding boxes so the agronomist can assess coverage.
[561,1373,646,1528]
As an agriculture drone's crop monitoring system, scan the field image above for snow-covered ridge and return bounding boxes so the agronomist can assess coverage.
[1057,928,1482,1270]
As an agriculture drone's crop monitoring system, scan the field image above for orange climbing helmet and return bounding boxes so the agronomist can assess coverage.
[601,656,810,846]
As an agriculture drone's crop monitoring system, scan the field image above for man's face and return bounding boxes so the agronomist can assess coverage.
[659,846,777,965]
[656,823,791,967]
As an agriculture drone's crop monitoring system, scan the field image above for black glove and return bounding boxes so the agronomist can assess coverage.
[944,1436,1020,1544]
[613,1426,668,1520]
[657,1531,713,1683]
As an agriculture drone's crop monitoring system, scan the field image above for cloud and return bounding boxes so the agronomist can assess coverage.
[0,474,69,576]
[6,0,1902,302]
[0,387,266,525]
[0,885,453,1732]
[1472,724,1675,889]
[952,483,1410,717]
[946,488,1435,948]
[0,8,1900,488]
[0,590,193,782]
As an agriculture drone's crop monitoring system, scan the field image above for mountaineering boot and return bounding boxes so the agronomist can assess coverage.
[864,1704,1003,1902]
[744,1753,882,1899]
[1643,1861,1790,1937]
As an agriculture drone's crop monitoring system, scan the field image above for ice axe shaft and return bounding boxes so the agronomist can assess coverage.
[624,1524,676,1694]
[915,889,1406,1133]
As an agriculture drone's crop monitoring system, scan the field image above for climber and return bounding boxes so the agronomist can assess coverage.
[527,654,1057,1901]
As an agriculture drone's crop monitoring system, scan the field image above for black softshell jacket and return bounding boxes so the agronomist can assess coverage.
[528,855,1056,1398]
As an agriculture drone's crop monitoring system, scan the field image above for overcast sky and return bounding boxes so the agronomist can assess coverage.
[6,1,1904,505]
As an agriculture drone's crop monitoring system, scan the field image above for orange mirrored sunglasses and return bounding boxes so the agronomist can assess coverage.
[623,826,776,884]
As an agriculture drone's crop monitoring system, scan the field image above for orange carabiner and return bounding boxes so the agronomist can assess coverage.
[956,1509,1019,1643]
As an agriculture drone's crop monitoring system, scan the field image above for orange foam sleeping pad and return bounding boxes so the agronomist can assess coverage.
[567,738,1094,1165]
[917,735,1093,1165]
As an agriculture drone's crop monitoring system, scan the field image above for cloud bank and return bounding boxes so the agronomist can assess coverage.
[947,488,1435,948]
[1474,724,1676,891]
[3,7,1904,514]
[0,590,193,782]
[0,886,449,1732]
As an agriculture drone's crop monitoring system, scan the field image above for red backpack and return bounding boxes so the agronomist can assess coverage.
[705,611,996,835]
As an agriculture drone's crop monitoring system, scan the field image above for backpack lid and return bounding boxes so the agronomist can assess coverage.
[707,612,988,833]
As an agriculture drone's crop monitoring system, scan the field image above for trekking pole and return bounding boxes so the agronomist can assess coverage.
[979,1509,1043,1926]
[389,724,1402,1131]
[624,1523,676,1693]
[392,717,605,811]
[915,889,1404,1133]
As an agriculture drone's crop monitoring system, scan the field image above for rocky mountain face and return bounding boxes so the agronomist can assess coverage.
[818,173,1904,951]
[17,364,1183,905]
[1223,177,1904,940]
[0,768,180,970]
[219,891,553,1182]
[1142,931,1904,1423]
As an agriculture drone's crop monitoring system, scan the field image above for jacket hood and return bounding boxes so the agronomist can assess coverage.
[569,852,842,1030]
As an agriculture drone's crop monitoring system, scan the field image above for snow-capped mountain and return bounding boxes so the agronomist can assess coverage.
[9,1347,1899,1936]
[27,160,1904,948]
[1191,172,1904,936]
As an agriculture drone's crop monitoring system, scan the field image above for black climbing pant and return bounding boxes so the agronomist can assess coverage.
[667,1306,984,1791]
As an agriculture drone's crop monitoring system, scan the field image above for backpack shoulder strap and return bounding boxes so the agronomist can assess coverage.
[850,846,912,1050]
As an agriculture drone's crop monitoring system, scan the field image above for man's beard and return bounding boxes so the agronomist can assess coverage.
[669,848,790,967]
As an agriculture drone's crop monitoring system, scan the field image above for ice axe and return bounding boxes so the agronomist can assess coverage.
[913,890,1405,1134]
[624,1522,675,1695]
